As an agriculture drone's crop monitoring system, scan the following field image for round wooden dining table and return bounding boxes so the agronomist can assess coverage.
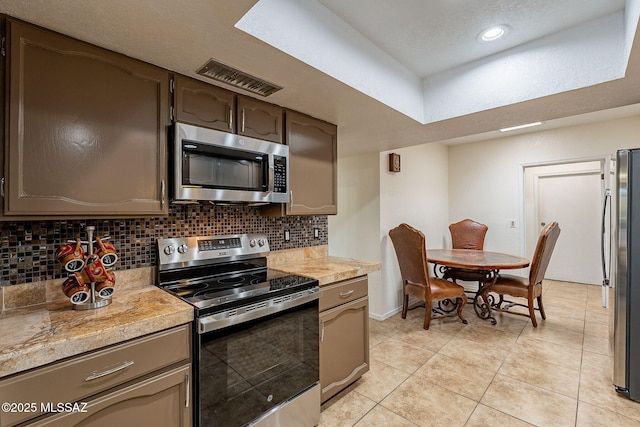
[427,249,530,324]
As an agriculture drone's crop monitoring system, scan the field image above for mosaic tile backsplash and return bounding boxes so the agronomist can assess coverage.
[0,204,328,286]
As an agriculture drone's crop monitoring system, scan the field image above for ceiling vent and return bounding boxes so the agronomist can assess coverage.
[196,59,282,97]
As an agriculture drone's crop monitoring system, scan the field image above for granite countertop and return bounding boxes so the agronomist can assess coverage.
[0,286,193,379]
[270,255,381,286]
[0,250,378,380]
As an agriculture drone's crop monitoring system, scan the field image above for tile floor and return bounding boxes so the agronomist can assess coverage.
[319,280,640,426]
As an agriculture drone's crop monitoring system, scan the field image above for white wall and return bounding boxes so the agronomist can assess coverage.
[328,151,382,315]
[449,115,640,259]
[377,143,450,319]
[329,142,449,319]
[330,113,640,321]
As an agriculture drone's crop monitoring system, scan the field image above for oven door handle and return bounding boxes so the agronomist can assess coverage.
[198,287,321,334]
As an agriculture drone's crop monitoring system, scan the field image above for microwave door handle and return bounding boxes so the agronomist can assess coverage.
[241,108,246,133]
[263,155,270,192]
[229,106,233,131]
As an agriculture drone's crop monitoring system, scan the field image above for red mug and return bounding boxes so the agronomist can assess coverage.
[62,276,90,304]
[84,254,109,283]
[94,238,118,268]
[55,239,85,273]
[95,270,116,299]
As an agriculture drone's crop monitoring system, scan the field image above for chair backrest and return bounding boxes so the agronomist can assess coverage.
[388,223,430,288]
[449,219,488,250]
[529,222,561,286]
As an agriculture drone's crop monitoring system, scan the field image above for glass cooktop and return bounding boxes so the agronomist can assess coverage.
[160,267,318,315]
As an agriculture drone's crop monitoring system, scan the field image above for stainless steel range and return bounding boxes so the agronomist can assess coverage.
[157,234,321,427]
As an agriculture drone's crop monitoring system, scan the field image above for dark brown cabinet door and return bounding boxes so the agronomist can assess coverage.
[285,111,337,215]
[5,19,169,217]
[237,95,283,143]
[174,75,235,132]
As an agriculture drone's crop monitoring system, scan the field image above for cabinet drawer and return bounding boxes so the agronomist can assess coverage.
[320,276,368,311]
[0,324,190,427]
[28,364,192,427]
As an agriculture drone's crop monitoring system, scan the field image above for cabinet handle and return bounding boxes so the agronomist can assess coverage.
[161,180,166,209]
[320,320,325,342]
[241,108,246,133]
[290,190,293,205]
[184,373,190,408]
[229,106,233,130]
[339,290,354,298]
[85,360,134,381]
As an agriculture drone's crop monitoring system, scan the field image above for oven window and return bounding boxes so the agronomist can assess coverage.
[182,144,268,192]
[198,301,319,426]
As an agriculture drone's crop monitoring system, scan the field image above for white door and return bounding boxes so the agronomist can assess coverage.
[537,170,602,284]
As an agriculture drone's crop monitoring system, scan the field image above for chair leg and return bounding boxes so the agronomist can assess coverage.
[457,294,468,325]
[401,294,408,319]
[423,301,432,330]
[528,298,538,327]
[537,295,546,320]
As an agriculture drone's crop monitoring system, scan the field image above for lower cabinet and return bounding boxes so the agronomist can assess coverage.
[30,365,191,427]
[0,324,192,427]
[319,276,369,403]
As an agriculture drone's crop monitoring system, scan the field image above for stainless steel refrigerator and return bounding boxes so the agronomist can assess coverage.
[613,148,640,401]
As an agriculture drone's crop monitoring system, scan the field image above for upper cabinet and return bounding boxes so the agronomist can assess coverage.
[236,95,283,144]
[4,18,170,218]
[172,78,282,144]
[173,75,235,132]
[263,111,337,216]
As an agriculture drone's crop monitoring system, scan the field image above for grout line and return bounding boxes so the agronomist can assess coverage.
[328,283,619,427]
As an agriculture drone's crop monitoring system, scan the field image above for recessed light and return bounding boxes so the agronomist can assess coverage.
[499,121,543,132]
[478,25,510,42]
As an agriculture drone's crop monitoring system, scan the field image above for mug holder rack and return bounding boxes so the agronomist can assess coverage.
[66,225,114,311]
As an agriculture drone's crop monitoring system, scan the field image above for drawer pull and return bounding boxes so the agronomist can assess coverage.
[339,290,355,298]
[85,360,134,382]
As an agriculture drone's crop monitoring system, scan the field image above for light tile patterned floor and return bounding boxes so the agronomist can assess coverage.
[319,280,640,427]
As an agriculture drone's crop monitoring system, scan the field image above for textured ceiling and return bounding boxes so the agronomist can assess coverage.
[319,0,626,77]
[0,0,639,156]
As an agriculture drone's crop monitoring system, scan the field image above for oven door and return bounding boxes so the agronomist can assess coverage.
[194,295,320,427]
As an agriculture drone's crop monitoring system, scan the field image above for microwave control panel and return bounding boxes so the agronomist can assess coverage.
[273,155,287,193]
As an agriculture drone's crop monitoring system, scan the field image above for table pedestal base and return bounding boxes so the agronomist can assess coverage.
[435,265,499,325]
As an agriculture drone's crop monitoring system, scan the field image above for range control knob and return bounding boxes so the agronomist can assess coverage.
[177,244,188,254]
[257,238,266,247]
[249,239,257,248]
[164,245,175,255]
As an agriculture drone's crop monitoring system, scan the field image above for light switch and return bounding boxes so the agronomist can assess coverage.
[284,230,290,241]
[314,228,319,239]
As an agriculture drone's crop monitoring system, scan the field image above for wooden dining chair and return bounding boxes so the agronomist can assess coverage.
[389,223,468,330]
[489,221,561,327]
[446,219,490,284]
[449,219,488,250]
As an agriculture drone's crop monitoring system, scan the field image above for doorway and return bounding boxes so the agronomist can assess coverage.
[523,158,612,286]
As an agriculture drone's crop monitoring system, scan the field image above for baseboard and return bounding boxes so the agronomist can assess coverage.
[369,306,402,321]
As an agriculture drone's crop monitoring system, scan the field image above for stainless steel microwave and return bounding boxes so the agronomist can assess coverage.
[171,122,289,204]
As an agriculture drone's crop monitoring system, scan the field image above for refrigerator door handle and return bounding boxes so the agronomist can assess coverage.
[601,189,611,309]
[602,189,611,287]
